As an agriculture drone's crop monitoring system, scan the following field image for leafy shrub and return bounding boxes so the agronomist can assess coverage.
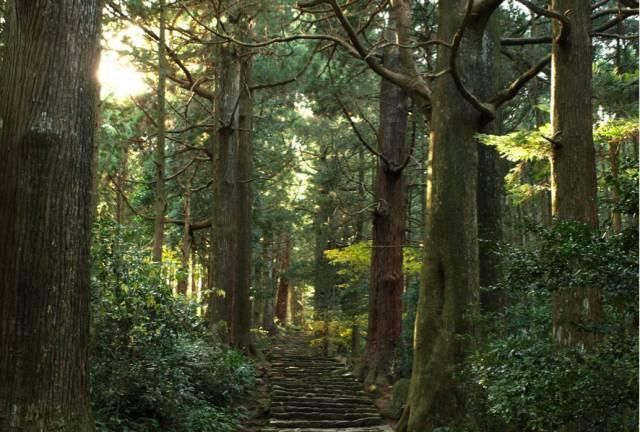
[474,221,638,431]
[91,217,255,431]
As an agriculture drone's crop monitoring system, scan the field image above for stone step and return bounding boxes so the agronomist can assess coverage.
[271,375,362,388]
[272,406,379,416]
[266,417,383,429]
[271,401,374,410]
[272,383,364,392]
[272,393,372,404]
[271,366,342,372]
[263,333,388,432]
[272,411,381,421]
[261,427,393,432]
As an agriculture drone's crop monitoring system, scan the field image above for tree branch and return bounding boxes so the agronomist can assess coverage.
[592,31,639,39]
[516,0,571,43]
[108,174,211,231]
[471,0,505,22]
[501,7,638,45]
[335,94,391,171]
[448,0,496,121]
[327,0,432,109]
[490,53,551,108]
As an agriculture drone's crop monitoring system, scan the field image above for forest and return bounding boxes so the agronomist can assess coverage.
[0,1,638,432]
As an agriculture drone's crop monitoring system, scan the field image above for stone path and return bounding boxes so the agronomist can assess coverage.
[260,332,393,432]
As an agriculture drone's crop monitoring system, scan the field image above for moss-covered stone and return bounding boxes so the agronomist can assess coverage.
[383,378,410,420]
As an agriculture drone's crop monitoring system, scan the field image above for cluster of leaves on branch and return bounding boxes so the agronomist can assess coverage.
[91,217,255,432]
[325,241,421,283]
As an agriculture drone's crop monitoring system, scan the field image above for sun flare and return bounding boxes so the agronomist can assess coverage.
[98,25,147,100]
[98,50,147,100]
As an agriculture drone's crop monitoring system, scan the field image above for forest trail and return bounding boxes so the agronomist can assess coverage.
[260,331,393,432]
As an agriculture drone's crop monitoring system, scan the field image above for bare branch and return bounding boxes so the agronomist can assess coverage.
[592,31,639,39]
[490,53,551,108]
[335,94,391,170]
[168,74,215,100]
[249,44,316,91]
[593,8,639,32]
[327,0,432,107]
[108,174,211,230]
[501,35,552,46]
[501,7,638,45]
[516,0,571,43]
[591,7,639,20]
[448,0,496,120]
[177,0,362,57]
[106,0,194,83]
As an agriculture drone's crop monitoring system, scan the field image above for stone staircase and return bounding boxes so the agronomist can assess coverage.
[261,332,393,432]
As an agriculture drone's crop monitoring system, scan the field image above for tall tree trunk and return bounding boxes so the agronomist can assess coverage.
[275,232,291,326]
[213,38,240,331]
[178,177,192,295]
[364,45,409,387]
[206,133,218,324]
[252,242,264,328]
[313,155,334,314]
[152,0,167,263]
[262,237,277,334]
[403,2,495,430]
[0,1,101,430]
[230,45,253,350]
[550,0,602,350]
[477,14,506,312]
[288,284,300,326]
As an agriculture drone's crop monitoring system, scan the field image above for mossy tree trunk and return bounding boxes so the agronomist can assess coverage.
[230,43,253,350]
[402,2,498,430]
[550,0,602,350]
[0,1,101,430]
[477,13,506,313]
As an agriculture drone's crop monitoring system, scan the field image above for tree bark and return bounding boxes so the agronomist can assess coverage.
[230,44,253,351]
[275,232,291,326]
[550,0,602,351]
[364,45,409,387]
[261,234,278,334]
[213,38,240,330]
[313,151,335,314]
[0,1,101,430]
[477,13,506,312]
[152,0,167,263]
[404,2,493,430]
[178,176,192,295]
[290,286,305,327]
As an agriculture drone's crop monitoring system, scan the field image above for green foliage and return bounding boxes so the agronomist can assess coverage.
[477,124,552,163]
[593,62,639,116]
[594,118,639,146]
[477,125,552,204]
[474,221,639,431]
[91,217,255,431]
[604,156,639,217]
[324,241,421,284]
[308,315,366,356]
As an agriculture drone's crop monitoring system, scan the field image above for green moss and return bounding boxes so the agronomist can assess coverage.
[384,378,411,420]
